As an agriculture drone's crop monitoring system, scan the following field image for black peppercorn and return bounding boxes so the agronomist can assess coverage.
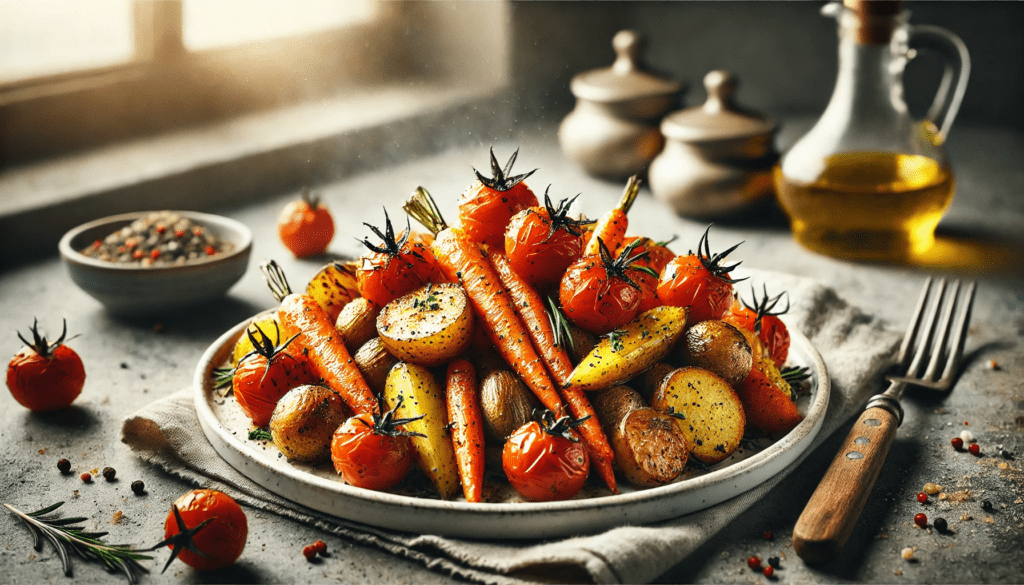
[934,517,948,532]
[102,467,116,481]
[131,480,145,495]
[981,500,993,511]
[57,458,71,473]
[767,556,781,569]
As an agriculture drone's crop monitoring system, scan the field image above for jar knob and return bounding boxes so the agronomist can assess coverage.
[702,70,737,113]
[612,30,642,74]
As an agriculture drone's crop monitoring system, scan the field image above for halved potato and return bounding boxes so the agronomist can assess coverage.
[335,297,380,353]
[679,320,753,387]
[376,283,474,366]
[652,367,745,464]
[270,385,352,464]
[384,362,460,499]
[306,260,360,322]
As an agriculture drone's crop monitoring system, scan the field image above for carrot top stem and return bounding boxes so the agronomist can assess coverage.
[403,187,448,236]
[617,175,642,213]
[261,259,293,302]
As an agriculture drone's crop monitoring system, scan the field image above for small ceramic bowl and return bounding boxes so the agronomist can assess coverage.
[59,211,252,316]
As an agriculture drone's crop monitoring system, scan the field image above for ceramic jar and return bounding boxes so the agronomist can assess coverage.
[559,30,683,180]
[649,71,778,218]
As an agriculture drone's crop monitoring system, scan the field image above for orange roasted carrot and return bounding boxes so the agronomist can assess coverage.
[405,188,564,416]
[583,175,641,257]
[446,359,484,503]
[488,251,618,493]
[262,261,378,416]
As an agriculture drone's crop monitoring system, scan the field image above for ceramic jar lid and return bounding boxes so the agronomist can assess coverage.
[570,30,682,104]
[661,70,775,143]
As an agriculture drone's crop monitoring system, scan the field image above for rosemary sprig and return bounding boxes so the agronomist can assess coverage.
[212,366,235,395]
[5,502,151,584]
[248,427,273,441]
[545,295,575,353]
[781,365,811,384]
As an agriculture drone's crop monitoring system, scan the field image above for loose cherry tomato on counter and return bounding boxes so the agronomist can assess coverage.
[614,236,677,314]
[232,323,318,427]
[504,189,591,286]
[6,319,85,412]
[458,148,539,248]
[278,188,335,257]
[502,410,590,502]
[356,210,442,307]
[162,489,247,572]
[657,226,745,324]
[558,238,656,335]
[723,285,791,368]
[330,396,424,491]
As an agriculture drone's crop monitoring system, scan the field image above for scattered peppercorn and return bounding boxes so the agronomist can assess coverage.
[968,443,981,456]
[914,513,927,527]
[934,517,948,532]
[302,545,317,561]
[131,480,145,494]
[80,472,92,483]
[763,530,773,540]
[951,437,964,450]
[767,556,781,569]
[1002,450,1013,460]
[313,540,327,555]
[917,492,928,503]
[763,565,774,578]
[981,500,993,511]
[102,467,116,481]
[747,556,761,569]
[988,359,999,370]
[57,459,71,473]
[901,547,914,560]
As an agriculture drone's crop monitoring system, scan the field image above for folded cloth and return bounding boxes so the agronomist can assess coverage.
[122,271,900,584]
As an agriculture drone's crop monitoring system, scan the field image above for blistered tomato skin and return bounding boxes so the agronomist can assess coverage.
[502,421,589,502]
[7,322,85,413]
[330,414,415,491]
[459,182,538,249]
[656,255,735,324]
[504,207,583,285]
[559,254,643,335]
[357,240,441,307]
[615,237,676,314]
[164,489,247,571]
[724,299,791,368]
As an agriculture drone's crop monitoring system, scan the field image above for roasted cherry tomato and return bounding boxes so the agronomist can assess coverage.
[163,489,247,571]
[232,323,317,427]
[330,396,424,491]
[558,238,655,335]
[504,190,591,286]
[615,236,677,313]
[7,319,84,412]
[502,411,590,502]
[278,188,335,257]
[724,285,791,368]
[657,227,745,324]
[356,210,442,307]
[458,148,539,248]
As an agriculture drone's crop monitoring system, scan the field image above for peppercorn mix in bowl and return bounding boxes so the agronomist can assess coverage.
[59,211,252,316]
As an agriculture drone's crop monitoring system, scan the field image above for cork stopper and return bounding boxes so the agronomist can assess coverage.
[843,0,903,44]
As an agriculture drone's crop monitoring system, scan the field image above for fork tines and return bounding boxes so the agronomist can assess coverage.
[891,277,977,390]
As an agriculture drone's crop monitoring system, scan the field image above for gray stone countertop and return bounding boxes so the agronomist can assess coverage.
[1,123,1022,584]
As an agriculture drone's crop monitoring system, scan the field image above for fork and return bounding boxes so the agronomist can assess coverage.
[793,277,977,564]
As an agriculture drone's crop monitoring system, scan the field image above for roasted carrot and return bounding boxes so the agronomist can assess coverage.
[446,359,485,503]
[262,261,378,416]
[404,188,564,416]
[488,251,618,493]
[583,175,641,257]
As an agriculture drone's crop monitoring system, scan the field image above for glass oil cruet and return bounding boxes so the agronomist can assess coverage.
[774,0,970,261]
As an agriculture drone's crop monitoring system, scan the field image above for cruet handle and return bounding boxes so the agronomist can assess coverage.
[908,24,971,140]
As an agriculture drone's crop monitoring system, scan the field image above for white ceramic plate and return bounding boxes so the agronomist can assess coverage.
[194,312,829,539]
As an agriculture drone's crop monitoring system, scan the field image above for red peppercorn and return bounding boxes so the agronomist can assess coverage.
[763,530,773,540]
[156,225,166,234]
[174,229,185,238]
[150,249,160,259]
[193,228,203,237]
[914,513,927,527]
[951,437,964,450]
[917,492,928,503]
[92,240,102,249]
[302,545,317,560]
[57,459,71,473]
[969,443,980,456]
[313,540,327,555]
[763,565,774,578]
[80,472,92,483]
[132,249,144,260]
[747,556,761,569]
[205,246,216,256]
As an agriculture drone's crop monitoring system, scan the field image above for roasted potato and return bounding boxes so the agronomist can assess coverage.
[306,260,360,322]
[377,283,474,367]
[631,362,676,402]
[566,322,598,366]
[479,370,534,442]
[652,367,745,464]
[336,297,380,353]
[270,385,352,464]
[590,385,688,486]
[384,362,460,498]
[679,320,753,387]
[566,306,688,391]
[736,329,802,436]
[352,337,398,394]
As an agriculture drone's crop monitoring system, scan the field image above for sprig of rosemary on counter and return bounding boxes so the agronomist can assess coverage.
[5,502,150,584]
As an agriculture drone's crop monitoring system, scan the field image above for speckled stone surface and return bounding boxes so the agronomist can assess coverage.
[1,124,1021,584]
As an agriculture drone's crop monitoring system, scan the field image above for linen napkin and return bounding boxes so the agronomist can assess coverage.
[122,271,901,584]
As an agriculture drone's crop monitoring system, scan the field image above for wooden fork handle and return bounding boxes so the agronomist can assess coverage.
[793,406,899,564]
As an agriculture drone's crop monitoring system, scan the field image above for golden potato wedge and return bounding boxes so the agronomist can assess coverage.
[566,306,688,391]
[336,297,380,353]
[590,385,688,486]
[384,362,460,499]
[306,260,360,322]
[352,337,398,395]
[231,315,280,365]
[679,320,753,387]
[270,385,352,464]
[377,283,474,367]
[479,370,534,442]
[652,367,745,464]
